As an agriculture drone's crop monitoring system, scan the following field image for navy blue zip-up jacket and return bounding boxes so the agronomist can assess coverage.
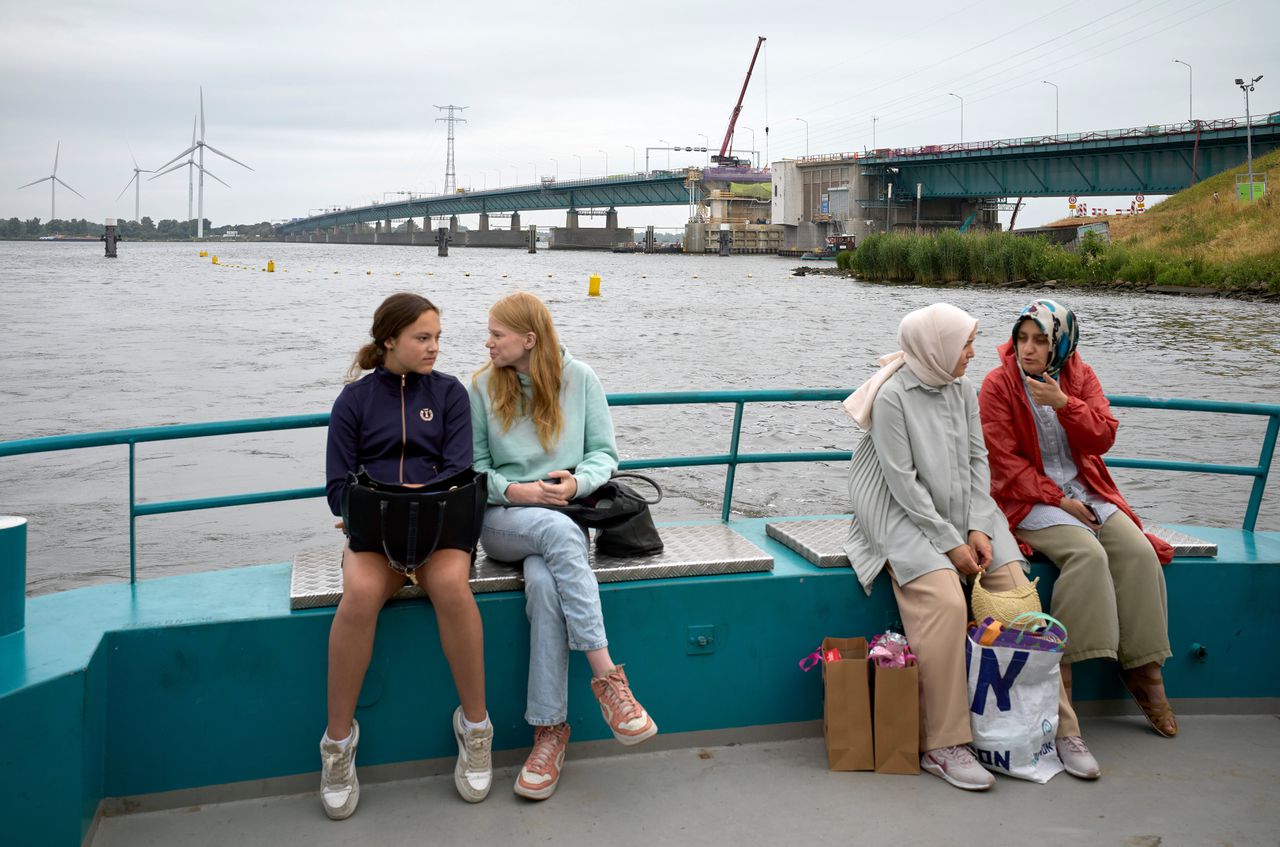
[325,366,473,516]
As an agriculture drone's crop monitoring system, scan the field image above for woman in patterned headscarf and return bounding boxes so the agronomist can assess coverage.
[979,300,1177,739]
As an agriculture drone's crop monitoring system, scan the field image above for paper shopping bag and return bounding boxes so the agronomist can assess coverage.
[821,636,874,771]
[872,660,921,775]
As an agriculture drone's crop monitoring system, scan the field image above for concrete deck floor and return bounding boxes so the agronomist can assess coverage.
[93,715,1280,847]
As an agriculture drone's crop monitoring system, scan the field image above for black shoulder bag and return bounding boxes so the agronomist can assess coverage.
[341,467,488,574]
[555,472,665,558]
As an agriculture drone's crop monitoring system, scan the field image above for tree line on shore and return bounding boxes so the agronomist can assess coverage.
[0,217,277,240]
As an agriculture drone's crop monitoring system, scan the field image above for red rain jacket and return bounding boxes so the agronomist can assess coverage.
[978,340,1174,564]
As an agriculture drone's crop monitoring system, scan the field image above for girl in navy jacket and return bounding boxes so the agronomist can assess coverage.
[319,292,492,820]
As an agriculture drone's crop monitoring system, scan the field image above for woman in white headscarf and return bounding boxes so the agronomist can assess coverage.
[842,303,1098,791]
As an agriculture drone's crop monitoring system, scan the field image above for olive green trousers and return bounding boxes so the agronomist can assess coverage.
[1017,511,1172,669]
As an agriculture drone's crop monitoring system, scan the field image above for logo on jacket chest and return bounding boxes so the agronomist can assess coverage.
[419,408,435,422]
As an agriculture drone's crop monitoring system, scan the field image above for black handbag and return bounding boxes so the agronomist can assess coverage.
[556,473,665,558]
[341,466,488,574]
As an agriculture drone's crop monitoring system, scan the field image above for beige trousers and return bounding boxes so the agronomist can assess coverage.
[890,562,1080,751]
[1017,511,1171,669]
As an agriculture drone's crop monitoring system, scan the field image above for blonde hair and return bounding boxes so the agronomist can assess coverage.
[474,291,563,450]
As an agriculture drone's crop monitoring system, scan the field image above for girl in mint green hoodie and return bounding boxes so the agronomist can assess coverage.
[470,291,657,801]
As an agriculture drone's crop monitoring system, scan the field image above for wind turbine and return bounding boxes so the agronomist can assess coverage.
[17,142,85,221]
[153,88,252,238]
[116,146,155,222]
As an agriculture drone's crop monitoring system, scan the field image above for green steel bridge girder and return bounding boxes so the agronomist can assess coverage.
[874,123,1280,199]
[280,172,699,234]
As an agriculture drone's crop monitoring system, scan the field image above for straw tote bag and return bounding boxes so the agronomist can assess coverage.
[970,570,1042,626]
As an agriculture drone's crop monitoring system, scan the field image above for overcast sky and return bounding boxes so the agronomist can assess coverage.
[2,0,1275,230]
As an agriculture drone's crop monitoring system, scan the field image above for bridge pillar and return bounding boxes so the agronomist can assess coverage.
[510,212,521,231]
[566,209,579,229]
[606,207,618,229]
[479,212,489,232]
[449,215,459,234]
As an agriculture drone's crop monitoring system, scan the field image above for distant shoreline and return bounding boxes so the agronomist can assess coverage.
[792,265,1280,301]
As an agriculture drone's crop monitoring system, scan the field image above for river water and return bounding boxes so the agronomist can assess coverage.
[2,240,1277,594]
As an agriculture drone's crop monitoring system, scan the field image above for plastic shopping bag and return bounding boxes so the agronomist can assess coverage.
[965,618,1066,783]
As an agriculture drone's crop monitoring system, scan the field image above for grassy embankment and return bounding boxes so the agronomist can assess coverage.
[837,147,1280,293]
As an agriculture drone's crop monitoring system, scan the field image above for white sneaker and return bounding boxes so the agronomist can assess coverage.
[1058,735,1101,779]
[319,720,360,820]
[452,707,493,802]
[921,745,995,791]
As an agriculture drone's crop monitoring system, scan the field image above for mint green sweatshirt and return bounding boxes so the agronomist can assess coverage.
[469,347,619,506]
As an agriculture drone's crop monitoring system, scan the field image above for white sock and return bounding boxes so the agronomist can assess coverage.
[462,712,491,732]
[324,729,353,750]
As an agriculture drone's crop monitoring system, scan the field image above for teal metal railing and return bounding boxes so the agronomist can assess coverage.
[1,390,1277,584]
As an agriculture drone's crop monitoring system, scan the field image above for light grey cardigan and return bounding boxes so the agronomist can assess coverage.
[843,367,1023,594]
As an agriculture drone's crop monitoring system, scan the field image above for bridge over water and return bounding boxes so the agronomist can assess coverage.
[825,116,1280,199]
[277,114,1279,238]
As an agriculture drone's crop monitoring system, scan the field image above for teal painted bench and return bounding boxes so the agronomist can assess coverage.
[5,520,1278,847]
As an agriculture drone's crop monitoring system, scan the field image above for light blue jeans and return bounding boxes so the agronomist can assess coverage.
[480,505,608,726]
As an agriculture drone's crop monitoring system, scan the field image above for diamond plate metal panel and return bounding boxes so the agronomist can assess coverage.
[764,517,1218,566]
[291,525,773,610]
[1148,524,1217,558]
[765,519,852,568]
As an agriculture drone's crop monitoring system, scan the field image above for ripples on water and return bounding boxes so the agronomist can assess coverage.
[2,241,1277,594]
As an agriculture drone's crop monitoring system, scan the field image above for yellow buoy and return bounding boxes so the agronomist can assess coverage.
[199,250,208,257]
[366,270,372,276]
[641,274,647,279]
[211,255,218,264]
[588,273,601,297]
[267,260,275,273]
[464,272,471,277]
[747,273,753,278]
[692,274,699,279]
[547,273,553,278]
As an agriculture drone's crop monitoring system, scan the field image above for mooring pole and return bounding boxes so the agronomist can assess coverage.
[102,218,121,258]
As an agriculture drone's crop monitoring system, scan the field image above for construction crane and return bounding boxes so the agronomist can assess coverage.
[712,36,766,168]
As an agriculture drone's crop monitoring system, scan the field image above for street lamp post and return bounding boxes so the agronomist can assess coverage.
[794,117,809,156]
[697,133,709,164]
[872,116,878,149]
[510,164,519,184]
[528,162,538,181]
[598,149,608,177]
[658,139,671,169]
[625,145,636,172]
[551,158,560,179]
[1041,80,1059,136]
[948,92,964,142]
[1174,59,1193,122]
[573,154,583,179]
[1236,75,1264,199]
